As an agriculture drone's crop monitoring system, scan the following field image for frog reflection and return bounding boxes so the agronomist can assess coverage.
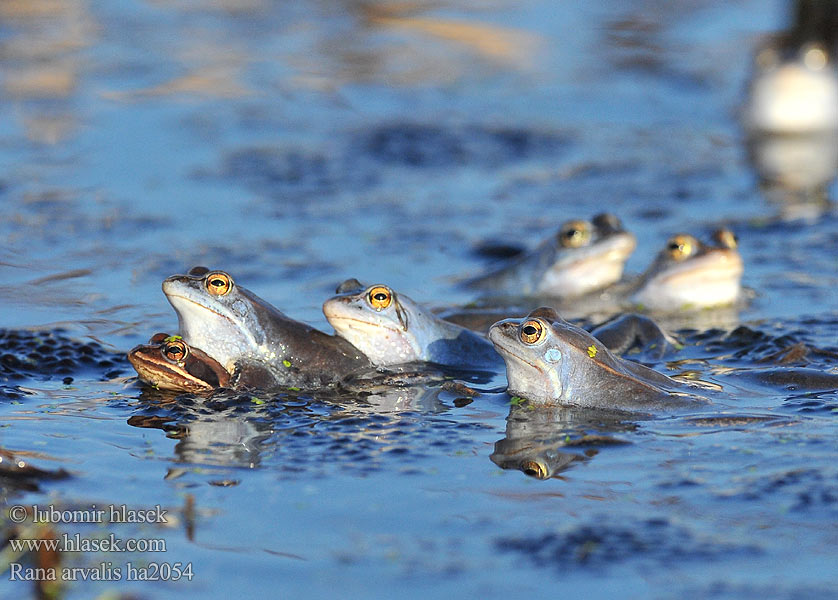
[129,389,273,469]
[490,435,581,479]
[128,372,464,473]
[490,402,635,480]
[334,375,452,414]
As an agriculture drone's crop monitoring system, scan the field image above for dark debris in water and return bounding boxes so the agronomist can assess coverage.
[0,328,128,384]
[684,581,837,600]
[496,517,759,570]
[721,468,838,513]
[685,414,792,428]
[211,146,375,197]
[695,325,783,357]
[471,239,526,261]
[747,368,838,392]
[691,324,838,368]
[354,123,570,169]
[782,392,838,415]
[0,448,70,493]
[0,384,30,401]
[676,325,838,412]
[136,239,325,287]
[207,122,571,197]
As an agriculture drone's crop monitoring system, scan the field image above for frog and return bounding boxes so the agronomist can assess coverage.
[128,333,230,394]
[322,279,502,370]
[442,228,744,333]
[162,267,371,389]
[628,229,744,312]
[323,278,678,369]
[128,332,280,394]
[465,213,637,299]
[487,307,702,409]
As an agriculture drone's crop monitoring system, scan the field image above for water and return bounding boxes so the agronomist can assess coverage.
[1,0,837,598]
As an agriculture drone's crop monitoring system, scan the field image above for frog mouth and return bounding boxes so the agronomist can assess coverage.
[496,348,546,374]
[163,292,260,357]
[490,332,566,401]
[165,293,232,323]
[322,298,407,336]
[654,250,743,286]
[128,352,213,392]
[559,232,636,265]
[542,233,637,295]
[324,311,422,363]
[488,329,542,371]
[644,251,744,302]
[325,315,405,341]
[496,345,541,371]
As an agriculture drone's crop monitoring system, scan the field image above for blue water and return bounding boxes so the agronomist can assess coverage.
[1,1,837,598]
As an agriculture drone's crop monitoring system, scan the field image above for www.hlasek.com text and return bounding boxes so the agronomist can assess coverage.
[9,533,166,553]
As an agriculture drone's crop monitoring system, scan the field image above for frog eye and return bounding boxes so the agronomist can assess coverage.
[713,228,738,250]
[367,286,392,310]
[520,319,546,344]
[205,272,232,296]
[666,235,697,261]
[558,220,591,248]
[163,340,188,362]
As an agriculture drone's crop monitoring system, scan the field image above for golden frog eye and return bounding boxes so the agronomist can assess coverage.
[205,272,232,296]
[558,220,591,248]
[367,286,392,310]
[520,319,545,344]
[163,340,188,362]
[713,228,738,250]
[666,235,697,261]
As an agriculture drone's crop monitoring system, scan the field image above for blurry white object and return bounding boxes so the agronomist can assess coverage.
[744,0,838,134]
